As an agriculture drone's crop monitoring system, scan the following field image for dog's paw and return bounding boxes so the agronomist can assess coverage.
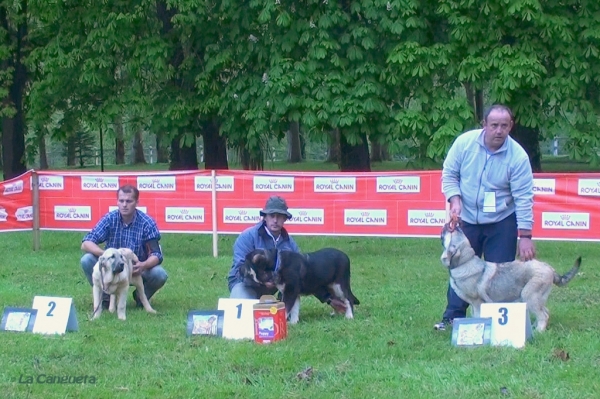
[147,309,157,314]
[288,317,299,325]
[118,315,126,321]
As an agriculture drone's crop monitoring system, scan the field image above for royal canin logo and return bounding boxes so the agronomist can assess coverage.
[361,211,369,216]
[394,179,402,184]
[425,212,434,217]
[180,209,189,214]
[560,214,570,220]
[239,210,247,215]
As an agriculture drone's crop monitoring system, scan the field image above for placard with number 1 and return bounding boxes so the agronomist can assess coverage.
[217,298,259,340]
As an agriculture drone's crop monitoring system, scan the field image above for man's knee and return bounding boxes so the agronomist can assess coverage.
[144,266,168,287]
[230,282,258,300]
[80,253,98,271]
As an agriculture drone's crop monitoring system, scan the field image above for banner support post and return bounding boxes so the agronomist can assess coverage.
[211,169,218,258]
[32,171,40,251]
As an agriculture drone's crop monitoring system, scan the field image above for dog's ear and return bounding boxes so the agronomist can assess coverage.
[118,248,138,263]
[299,256,308,279]
[251,251,265,265]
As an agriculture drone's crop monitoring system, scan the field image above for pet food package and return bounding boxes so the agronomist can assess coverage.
[253,295,287,344]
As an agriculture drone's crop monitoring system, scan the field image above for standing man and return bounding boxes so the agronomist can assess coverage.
[434,104,536,330]
[81,184,168,309]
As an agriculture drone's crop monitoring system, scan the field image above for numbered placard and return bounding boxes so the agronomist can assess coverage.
[217,298,259,340]
[480,302,532,348]
[31,296,78,335]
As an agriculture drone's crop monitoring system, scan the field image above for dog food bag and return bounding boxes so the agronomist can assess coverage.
[253,295,287,344]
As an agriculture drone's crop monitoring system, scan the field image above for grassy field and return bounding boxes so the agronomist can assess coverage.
[1,231,599,399]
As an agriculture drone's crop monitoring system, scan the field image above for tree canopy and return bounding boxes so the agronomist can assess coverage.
[1,0,599,178]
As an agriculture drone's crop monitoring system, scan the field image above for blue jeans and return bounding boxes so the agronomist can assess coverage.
[442,213,518,320]
[81,253,168,304]
[229,282,276,300]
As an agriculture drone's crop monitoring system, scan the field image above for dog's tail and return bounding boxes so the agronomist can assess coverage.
[554,256,581,287]
[348,290,360,305]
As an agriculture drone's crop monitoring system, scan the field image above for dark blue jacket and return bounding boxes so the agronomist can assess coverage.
[227,222,300,291]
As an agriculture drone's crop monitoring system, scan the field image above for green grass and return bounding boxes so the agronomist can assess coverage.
[1,232,599,398]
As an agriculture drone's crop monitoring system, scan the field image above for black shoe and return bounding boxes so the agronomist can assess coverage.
[132,290,143,308]
[434,318,453,331]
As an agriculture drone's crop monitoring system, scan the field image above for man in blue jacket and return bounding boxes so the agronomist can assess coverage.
[227,196,348,313]
[228,196,300,299]
[434,104,536,331]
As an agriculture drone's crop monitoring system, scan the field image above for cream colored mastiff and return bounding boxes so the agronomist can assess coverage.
[92,248,156,320]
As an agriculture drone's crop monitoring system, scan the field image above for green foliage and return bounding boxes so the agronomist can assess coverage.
[5,0,600,170]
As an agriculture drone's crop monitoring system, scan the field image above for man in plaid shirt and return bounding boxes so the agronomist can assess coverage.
[80,184,168,309]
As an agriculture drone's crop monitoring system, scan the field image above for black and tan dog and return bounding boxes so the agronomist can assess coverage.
[243,248,360,324]
[440,215,580,332]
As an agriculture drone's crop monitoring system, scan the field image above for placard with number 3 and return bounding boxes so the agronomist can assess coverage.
[217,298,259,340]
[480,302,532,348]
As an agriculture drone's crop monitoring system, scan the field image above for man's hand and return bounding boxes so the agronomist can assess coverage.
[449,195,462,218]
[132,260,147,276]
[518,238,536,261]
[329,298,347,314]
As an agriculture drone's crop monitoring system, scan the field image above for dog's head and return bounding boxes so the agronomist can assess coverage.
[240,249,277,287]
[440,215,471,268]
[97,248,127,280]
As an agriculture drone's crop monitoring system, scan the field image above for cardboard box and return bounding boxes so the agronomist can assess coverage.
[253,295,287,344]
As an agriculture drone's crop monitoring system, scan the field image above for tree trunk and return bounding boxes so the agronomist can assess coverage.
[155,132,169,163]
[511,124,542,172]
[133,128,146,164]
[370,139,390,162]
[202,118,228,169]
[239,145,264,170]
[287,121,302,163]
[326,129,340,163]
[1,2,28,180]
[475,89,484,123]
[169,133,198,170]
[66,137,76,166]
[339,131,371,172]
[39,132,49,170]
[114,116,125,164]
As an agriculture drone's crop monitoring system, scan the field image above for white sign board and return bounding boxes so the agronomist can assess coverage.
[217,298,259,340]
[31,296,78,335]
[480,302,532,348]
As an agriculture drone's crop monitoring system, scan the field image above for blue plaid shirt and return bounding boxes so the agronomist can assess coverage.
[82,210,163,263]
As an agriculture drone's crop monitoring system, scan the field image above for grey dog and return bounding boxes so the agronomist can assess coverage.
[440,216,580,332]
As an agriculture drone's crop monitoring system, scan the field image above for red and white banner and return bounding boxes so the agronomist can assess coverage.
[1,170,599,241]
[0,171,33,232]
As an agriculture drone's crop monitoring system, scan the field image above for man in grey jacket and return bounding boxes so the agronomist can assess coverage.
[434,104,536,331]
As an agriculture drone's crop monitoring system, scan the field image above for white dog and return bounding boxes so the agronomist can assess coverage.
[91,248,156,320]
